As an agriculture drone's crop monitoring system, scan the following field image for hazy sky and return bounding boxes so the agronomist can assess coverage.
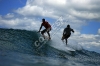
[0,0,100,53]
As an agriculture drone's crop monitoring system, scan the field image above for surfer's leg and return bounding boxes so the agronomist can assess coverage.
[65,38,68,45]
[41,29,47,34]
[47,28,51,39]
[41,29,47,38]
[65,34,70,45]
[47,32,51,39]
[61,34,66,40]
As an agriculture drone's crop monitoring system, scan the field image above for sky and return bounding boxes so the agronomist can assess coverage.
[0,0,100,53]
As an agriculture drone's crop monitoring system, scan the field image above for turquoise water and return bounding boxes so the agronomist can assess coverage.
[0,28,100,66]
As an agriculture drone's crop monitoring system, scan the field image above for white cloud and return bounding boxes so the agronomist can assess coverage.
[0,17,40,30]
[15,0,100,21]
[98,29,100,34]
[4,13,14,18]
[16,5,43,16]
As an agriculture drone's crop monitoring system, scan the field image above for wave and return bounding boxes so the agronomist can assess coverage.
[0,28,100,66]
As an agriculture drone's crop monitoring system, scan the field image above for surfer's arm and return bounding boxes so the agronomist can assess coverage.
[71,29,74,33]
[39,24,42,32]
[63,28,65,35]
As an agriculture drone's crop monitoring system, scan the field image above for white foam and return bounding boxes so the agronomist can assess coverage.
[49,37,75,53]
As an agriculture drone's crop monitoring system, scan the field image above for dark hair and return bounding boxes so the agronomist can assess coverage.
[42,18,45,22]
[67,24,70,28]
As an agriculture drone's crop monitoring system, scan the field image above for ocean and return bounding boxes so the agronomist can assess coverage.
[0,28,100,66]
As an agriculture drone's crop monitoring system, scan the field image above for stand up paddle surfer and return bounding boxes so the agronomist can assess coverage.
[38,18,51,39]
[61,24,74,45]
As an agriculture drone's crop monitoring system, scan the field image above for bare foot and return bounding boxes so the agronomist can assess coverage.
[49,37,51,40]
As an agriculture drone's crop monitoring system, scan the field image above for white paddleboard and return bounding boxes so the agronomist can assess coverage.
[49,40,75,53]
[62,40,75,51]
[50,43,75,53]
[44,35,50,40]
[65,46,75,51]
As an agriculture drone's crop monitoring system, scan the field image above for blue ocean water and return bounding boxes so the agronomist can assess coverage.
[0,28,100,66]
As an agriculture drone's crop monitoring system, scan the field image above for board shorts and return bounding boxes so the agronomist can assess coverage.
[62,33,71,40]
[41,27,51,34]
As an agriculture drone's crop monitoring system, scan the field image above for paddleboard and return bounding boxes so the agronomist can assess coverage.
[34,32,50,49]
[65,46,75,52]
[62,40,75,52]
[44,35,50,40]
